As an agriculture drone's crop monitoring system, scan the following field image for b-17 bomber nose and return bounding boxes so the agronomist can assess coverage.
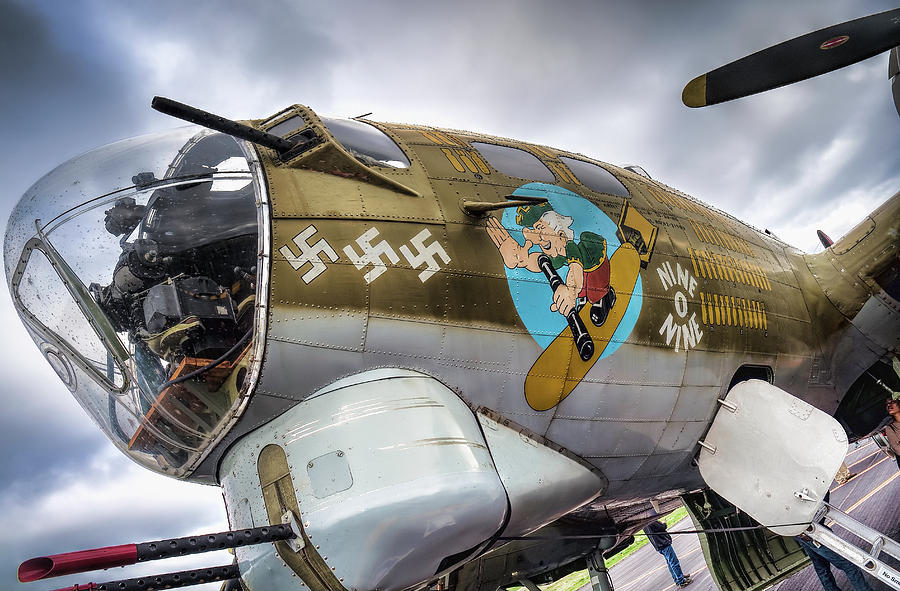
[4,125,270,478]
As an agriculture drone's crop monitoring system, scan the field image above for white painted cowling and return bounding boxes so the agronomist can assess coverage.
[220,369,508,591]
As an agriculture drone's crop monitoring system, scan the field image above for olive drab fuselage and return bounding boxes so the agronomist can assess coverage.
[191,103,898,496]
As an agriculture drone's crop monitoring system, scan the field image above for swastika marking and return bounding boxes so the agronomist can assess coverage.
[278,224,339,284]
[343,227,400,284]
[399,228,451,283]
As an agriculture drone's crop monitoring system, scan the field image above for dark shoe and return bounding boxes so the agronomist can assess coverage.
[589,303,609,327]
[679,574,693,587]
[589,288,616,327]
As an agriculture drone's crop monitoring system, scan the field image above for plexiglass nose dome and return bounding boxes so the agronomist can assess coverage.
[5,126,269,478]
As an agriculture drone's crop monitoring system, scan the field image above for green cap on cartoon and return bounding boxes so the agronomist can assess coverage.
[515,201,554,227]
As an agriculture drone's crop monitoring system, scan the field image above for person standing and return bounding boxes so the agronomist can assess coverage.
[644,519,692,587]
[793,489,873,591]
[794,534,873,591]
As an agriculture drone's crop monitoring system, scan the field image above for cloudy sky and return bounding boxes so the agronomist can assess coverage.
[1,1,898,589]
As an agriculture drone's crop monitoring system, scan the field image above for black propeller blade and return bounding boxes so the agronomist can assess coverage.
[683,8,900,108]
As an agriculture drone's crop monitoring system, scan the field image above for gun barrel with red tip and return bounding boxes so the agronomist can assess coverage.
[18,544,137,582]
[18,523,295,582]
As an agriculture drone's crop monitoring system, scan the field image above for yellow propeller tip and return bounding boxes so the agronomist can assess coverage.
[682,74,708,108]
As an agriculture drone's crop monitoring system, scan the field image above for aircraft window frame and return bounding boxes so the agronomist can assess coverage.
[471,142,555,182]
[266,115,307,138]
[12,236,130,393]
[260,109,294,127]
[559,156,630,197]
[624,165,652,179]
[321,117,411,169]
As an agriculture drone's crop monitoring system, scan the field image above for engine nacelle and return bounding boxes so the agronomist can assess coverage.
[220,368,608,591]
[220,369,507,591]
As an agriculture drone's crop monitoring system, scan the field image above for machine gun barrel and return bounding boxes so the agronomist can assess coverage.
[47,563,240,591]
[18,524,295,582]
[152,96,296,154]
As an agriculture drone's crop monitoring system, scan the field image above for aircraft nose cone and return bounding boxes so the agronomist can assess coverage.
[5,125,266,479]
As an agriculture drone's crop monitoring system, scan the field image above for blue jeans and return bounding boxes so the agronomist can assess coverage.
[796,537,873,591]
[658,544,686,585]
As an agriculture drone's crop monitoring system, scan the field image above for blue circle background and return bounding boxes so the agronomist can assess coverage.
[501,182,643,355]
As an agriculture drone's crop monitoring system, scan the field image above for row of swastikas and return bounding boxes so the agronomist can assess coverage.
[279,224,451,285]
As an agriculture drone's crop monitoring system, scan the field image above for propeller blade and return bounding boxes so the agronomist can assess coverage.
[683,8,900,107]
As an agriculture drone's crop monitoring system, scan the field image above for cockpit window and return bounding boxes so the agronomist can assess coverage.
[471,142,555,182]
[321,117,410,168]
[6,126,266,477]
[267,115,307,138]
[16,247,125,389]
[559,157,629,197]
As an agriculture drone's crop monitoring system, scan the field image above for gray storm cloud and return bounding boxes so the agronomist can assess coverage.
[1,0,897,588]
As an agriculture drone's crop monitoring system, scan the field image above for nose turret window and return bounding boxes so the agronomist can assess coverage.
[6,126,266,476]
[16,247,126,390]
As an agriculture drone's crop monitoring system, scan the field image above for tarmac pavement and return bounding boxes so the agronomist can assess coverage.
[579,440,900,591]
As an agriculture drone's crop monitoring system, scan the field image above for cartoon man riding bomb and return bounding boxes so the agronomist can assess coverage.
[486,202,616,326]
